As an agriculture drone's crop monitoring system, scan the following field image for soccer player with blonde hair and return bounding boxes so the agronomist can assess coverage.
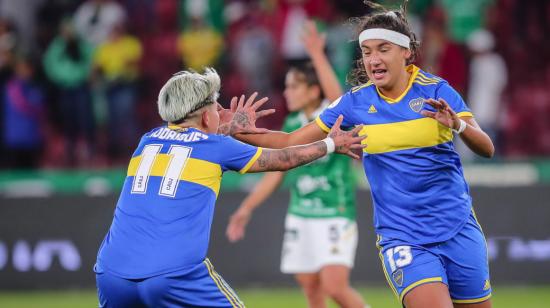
[94,68,365,307]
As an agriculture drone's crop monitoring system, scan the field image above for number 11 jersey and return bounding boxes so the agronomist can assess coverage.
[96,126,261,279]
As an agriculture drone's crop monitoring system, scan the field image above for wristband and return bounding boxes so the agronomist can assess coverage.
[322,137,335,154]
[452,119,467,134]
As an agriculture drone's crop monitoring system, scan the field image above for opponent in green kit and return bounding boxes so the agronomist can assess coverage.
[226,21,368,308]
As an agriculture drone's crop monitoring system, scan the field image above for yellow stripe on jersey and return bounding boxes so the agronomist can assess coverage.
[315,116,331,133]
[377,65,420,103]
[416,72,441,83]
[457,111,474,118]
[414,80,439,86]
[239,147,263,174]
[359,117,453,154]
[351,81,373,93]
[127,155,222,195]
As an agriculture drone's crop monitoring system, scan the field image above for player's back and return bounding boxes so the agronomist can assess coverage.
[96,125,259,279]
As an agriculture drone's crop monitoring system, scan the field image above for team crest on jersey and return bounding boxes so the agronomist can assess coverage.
[483,279,491,291]
[328,97,341,109]
[393,269,404,287]
[408,97,424,113]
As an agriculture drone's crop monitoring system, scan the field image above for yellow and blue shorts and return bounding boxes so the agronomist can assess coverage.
[377,213,492,305]
[95,258,244,308]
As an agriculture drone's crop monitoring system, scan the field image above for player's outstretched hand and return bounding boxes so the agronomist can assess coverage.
[229,92,276,135]
[329,115,367,160]
[421,98,461,130]
[301,20,326,57]
[217,103,234,132]
[226,207,252,243]
[217,93,275,135]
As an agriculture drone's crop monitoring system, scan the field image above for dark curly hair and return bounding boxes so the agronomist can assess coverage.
[347,0,420,86]
[287,62,324,99]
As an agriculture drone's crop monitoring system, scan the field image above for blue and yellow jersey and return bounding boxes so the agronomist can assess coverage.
[316,65,474,245]
[96,126,261,278]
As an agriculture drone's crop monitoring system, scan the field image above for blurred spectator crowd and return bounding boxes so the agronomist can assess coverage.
[0,0,549,169]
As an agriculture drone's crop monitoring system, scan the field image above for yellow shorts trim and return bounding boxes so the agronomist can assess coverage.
[204,259,244,308]
[400,277,444,302]
[452,293,492,304]
[239,147,263,174]
[375,236,399,300]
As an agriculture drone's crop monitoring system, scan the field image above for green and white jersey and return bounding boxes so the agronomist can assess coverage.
[282,101,356,220]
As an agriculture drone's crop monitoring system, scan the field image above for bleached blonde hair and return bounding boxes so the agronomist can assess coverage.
[157,68,221,123]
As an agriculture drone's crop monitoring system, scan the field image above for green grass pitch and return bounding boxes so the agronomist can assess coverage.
[0,285,548,307]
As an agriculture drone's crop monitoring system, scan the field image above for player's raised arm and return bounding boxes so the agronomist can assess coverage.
[302,20,343,102]
[236,121,327,149]
[246,116,365,173]
[217,93,328,148]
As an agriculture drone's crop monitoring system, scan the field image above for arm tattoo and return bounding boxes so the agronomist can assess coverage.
[229,111,252,135]
[329,130,350,153]
[217,123,231,135]
[254,141,326,172]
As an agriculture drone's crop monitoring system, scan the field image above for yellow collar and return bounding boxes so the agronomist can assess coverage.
[376,64,419,104]
[168,124,189,132]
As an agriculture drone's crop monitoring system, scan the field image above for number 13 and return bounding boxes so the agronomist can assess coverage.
[385,246,413,272]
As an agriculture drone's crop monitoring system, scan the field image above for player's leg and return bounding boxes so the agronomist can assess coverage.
[319,264,365,308]
[316,218,365,308]
[443,212,492,308]
[139,259,244,308]
[402,282,453,308]
[281,214,327,307]
[454,302,492,308]
[295,272,327,308]
[96,270,146,308]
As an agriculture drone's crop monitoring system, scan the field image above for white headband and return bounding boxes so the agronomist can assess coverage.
[358,28,410,49]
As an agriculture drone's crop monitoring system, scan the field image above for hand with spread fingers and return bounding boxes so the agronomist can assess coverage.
[217,92,275,135]
[217,103,234,131]
[421,98,461,130]
[328,115,367,160]
[301,20,326,57]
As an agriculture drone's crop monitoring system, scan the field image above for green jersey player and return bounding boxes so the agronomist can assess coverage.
[226,21,368,308]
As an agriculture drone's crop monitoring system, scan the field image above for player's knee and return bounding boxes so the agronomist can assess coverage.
[301,282,323,298]
[321,279,348,299]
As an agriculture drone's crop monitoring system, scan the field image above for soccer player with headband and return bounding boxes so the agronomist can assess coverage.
[226,1,496,307]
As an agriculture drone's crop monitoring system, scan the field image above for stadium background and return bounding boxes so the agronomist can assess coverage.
[0,0,549,307]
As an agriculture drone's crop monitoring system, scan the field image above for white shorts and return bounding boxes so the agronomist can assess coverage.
[280,214,358,274]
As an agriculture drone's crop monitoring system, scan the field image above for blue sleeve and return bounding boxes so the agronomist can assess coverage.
[218,136,262,174]
[316,93,355,133]
[435,82,473,117]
